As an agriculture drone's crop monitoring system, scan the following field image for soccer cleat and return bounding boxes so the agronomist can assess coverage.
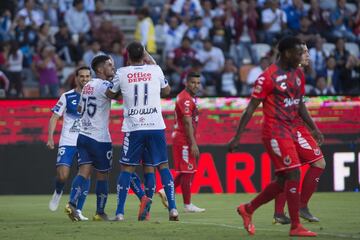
[65,202,80,222]
[237,204,255,235]
[169,208,179,221]
[93,212,109,221]
[184,203,206,213]
[289,224,317,237]
[76,210,89,221]
[111,214,125,221]
[300,207,320,222]
[138,196,152,221]
[157,189,168,209]
[49,190,62,211]
[273,213,291,225]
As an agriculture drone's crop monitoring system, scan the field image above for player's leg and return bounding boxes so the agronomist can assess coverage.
[273,192,290,224]
[182,172,205,213]
[115,164,136,220]
[129,172,145,201]
[76,177,90,221]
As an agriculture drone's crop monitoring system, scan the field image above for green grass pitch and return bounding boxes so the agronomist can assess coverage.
[0,193,359,240]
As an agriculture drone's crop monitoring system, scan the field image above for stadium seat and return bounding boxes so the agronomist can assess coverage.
[319,0,336,10]
[345,42,360,58]
[322,43,335,57]
[251,43,271,62]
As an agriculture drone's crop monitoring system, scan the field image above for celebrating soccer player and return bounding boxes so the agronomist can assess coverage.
[228,36,317,237]
[47,66,91,221]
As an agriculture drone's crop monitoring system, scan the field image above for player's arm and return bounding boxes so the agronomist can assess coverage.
[47,113,60,150]
[143,49,156,65]
[228,98,262,152]
[183,116,200,160]
[105,88,122,100]
[161,85,171,97]
[105,70,122,99]
[298,100,324,145]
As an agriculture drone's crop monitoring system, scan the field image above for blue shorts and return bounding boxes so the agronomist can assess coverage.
[56,146,78,167]
[120,130,168,167]
[77,134,113,172]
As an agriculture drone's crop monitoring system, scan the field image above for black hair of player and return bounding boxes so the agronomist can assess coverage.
[127,41,144,63]
[75,66,91,76]
[187,72,201,81]
[91,55,111,73]
[277,36,304,54]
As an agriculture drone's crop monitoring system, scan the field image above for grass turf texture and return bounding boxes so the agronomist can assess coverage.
[0,193,359,240]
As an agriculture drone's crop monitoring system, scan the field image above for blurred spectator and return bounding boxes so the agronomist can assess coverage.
[261,0,288,45]
[296,16,318,48]
[209,16,232,53]
[64,0,91,42]
[0,70,10,98]
[0,41,10,71]
[330,0,357,42]
[284,0,306,32]
[220,58,238,96]
[171,0,202,21]
[309,75,336,95]
[166,36,197,93]
[332,38,350,78]
[89,0,111,32]
[34,45,63,97]
[42,0,59,27]
[233,0,258,66]
[309,36,327,76]
[109,40,125,69]
[353,1,360,40]
[82,39,104,67]
[93,15,124,53]
[200,0,222,29]
[340,55,360,93]
[17,0,45,28]
[307,0,331,40]
[319,56,340,93]
[185,16,209,51]
[83,0,95,13]
[37,22,55,51]
[196,39,224,95]
[134,7,157,54]
[162,16,185,54]
[7,41,24,98]
[59,0,74,16]
[0,9,12,41]
[246,56,270,94]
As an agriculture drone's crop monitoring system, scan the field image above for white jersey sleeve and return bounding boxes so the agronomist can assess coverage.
[52,93,67,117]
[157,65,169,88]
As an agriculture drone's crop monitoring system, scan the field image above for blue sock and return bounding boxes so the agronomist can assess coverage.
[130,172,145,201]
[115,171,132,215]
[159,168,176,210]
[96,180,108,214]
[55,179,65,194]
[144,172,155,199]
[77,178,90,210]
[69,175,86,206]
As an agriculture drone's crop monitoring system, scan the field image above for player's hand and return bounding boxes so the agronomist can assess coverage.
[191,143,200,160]
[46,138,54,149]
[228,136,240,152]
[312,129,324,146]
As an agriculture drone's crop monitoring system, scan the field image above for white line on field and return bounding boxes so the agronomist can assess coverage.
[180,221,360,239]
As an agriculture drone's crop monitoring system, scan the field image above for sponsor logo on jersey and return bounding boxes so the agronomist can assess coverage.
[283,155,292,166]
[188,163,193,170]
[314,148,321,156]
[71,99,77,105]
[127,72,152,83]
[128,107,158,116]
[257,76,265,85]
[296,77,301,86]
[284,98,300,107]
[289,187,297,193]
[280,82,287,90]
[276,74,287,82]
[52,105,61,112]
[184,100,190,107]
[182,146,189,163]
[83,85,94,95]
[69,119,81,132]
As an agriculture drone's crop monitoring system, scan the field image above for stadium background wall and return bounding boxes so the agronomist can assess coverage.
[0,144,359,194]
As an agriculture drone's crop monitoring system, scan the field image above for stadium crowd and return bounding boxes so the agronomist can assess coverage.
[0,0,359,98]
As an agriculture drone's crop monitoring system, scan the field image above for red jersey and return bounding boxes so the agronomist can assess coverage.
[251,64,305,139]
[172,89,199,144]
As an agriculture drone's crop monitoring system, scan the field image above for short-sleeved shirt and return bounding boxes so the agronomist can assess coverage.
[110,64,168,132]
[172,89,198,144]
[251,64,305,139]
[78,78,112,142]
[52,89,81,146]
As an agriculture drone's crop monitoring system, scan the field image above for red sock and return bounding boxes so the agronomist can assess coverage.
[174,173,183,189]
[181,173,194,205]
[300,167,324,208]
[285,180,300,229]
[274,192,286,215]
[247,181,283,214]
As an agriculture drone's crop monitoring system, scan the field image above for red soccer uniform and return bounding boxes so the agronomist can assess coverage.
[252,64,307,172]
[172,89,199,173]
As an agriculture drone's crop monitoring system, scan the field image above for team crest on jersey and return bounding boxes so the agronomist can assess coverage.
[185,107,190,113]
[283,155,292,166]
[254,85,262,93]
[314,148,321,156]
[188,163,194,170]
[296,77,301,86]
[139,117,145,123]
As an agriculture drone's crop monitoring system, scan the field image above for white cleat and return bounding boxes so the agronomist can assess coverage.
[157,189,168,209]
[49,190,62,211]
[76,210,89,221]
[111,214,125,221]
[184,203,206,213]
[169,208,179,221]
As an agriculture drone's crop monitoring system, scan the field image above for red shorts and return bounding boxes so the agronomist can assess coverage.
[172,143,197,173]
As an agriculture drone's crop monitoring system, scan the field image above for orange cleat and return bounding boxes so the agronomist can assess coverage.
[237,204,255,235]
[289,224,317,237]
[138,196,152,221]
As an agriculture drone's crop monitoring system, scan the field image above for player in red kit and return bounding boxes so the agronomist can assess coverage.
[228,36,317,237]
[172,72,205,213]
[273,43,325,224]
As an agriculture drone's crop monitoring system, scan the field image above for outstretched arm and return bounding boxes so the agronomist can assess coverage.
[298,100,324,145]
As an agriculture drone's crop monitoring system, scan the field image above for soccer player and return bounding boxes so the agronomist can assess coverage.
[273,43,325,224]
[228,36,317,237]
[107,41,178,221]
[47,66,91,221]
[64,55,115,221]
[172,72,205,213]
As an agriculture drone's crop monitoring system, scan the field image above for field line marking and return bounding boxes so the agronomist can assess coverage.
[180,220,360,239]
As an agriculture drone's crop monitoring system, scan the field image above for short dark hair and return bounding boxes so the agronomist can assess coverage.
[75,66,91,76]
[91,55,111,73]
[187,72,201,81]
[127,41,144,62]
[277,36,303,54]
[73,0,83,7]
